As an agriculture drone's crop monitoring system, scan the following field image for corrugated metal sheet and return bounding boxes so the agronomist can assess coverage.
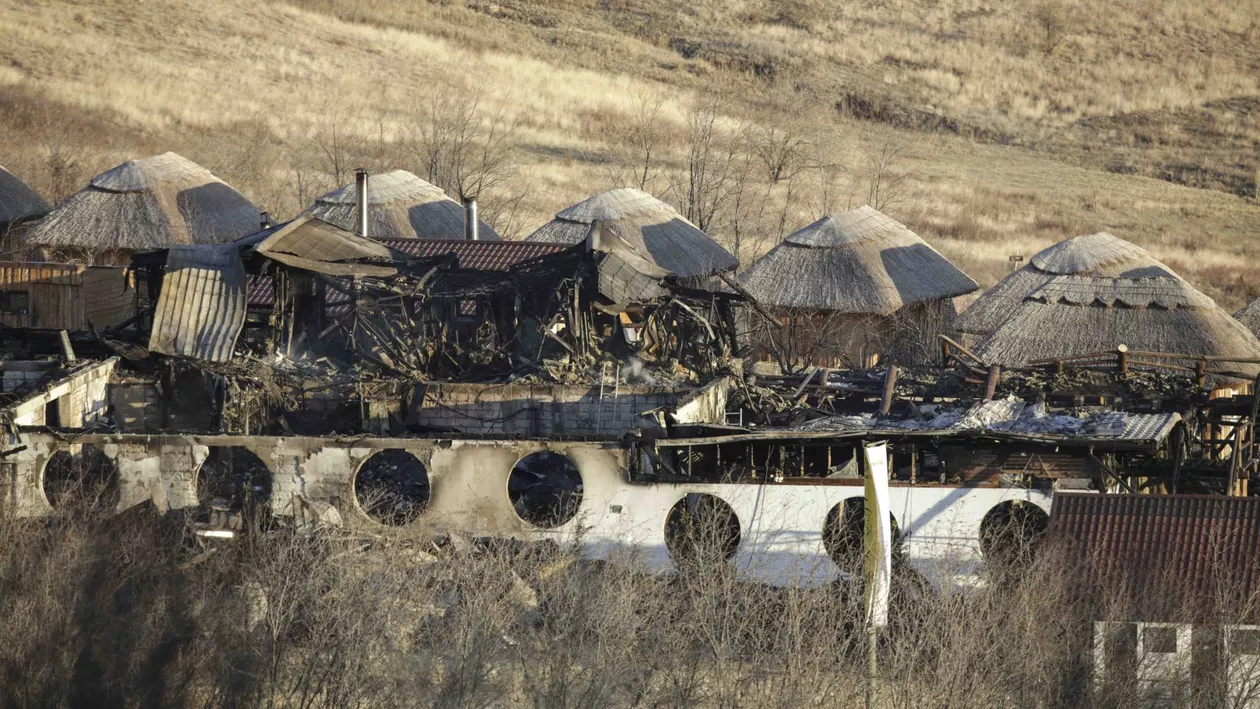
[1049,494,1260,617]
[0,261,134,330]
[380,239,571,271]
[256,217,396,261]
[149,244,247,361]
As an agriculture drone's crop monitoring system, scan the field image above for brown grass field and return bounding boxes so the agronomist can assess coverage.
[1,0,1258,306]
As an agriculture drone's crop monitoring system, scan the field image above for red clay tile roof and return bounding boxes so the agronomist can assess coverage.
[1049,493,1260,619]
[247,240,576,308]
[379,239,573,272]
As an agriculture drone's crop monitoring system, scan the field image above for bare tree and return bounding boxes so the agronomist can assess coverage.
[670,90,741,233]
[862,140,910,212]
[404,82,523,233]
[597,88,670,192]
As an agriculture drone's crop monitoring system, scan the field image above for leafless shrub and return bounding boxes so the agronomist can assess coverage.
[1033,2,1073,55]
[862,141,911,212]
[0,509,1256,708]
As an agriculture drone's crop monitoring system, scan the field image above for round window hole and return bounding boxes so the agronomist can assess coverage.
[508,451,583,528]
[355,450,430,526]
[823,498,902,574]
[979,500,1049,569]
[664,493,741,567]
[198,447,272,529]
[43,445,120,513]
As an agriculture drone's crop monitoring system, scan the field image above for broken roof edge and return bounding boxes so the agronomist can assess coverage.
[2,357,119,423]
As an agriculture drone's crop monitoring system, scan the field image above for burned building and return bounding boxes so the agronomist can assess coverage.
[0,164,1257,614]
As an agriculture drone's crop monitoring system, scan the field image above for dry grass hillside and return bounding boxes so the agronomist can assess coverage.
[1,0,1258,306]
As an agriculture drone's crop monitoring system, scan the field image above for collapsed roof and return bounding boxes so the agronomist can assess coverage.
[737,205,978,314]
[302,170,500,241]
[20,152,261,252]
[526,188,738,279]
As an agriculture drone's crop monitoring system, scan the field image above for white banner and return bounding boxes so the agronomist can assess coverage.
[864,441,892,629]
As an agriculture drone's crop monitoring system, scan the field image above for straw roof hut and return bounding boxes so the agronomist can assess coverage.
[0,166,50,234]
[1235,298,1260,337]
[20,152,260,263]
[526,188,737,278]
[956,232,1172,338]
[302,170,499,241]
[739,206,977,313]
[736,206,977,368]
[971,234,1260,374]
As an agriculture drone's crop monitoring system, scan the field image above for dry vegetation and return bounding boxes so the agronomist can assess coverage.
[2,503,1257,707]
[1,0,1258,306]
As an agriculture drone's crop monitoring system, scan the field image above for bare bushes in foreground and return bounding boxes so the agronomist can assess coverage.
[0,507,1251,708]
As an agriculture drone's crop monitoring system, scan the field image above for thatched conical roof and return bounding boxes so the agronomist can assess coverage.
[972,236,1260,372]
[736,205,978,315]
[302,170,499,241]
[0,165,50,230]
[957,232,1175,337]
[1235,298,1260,337]
[526,188,737,278]
[21,152,260,252]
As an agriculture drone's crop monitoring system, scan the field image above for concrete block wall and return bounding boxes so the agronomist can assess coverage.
[2,431,1051,591]
[110,382,165,432]
[411,382,682,436]
[5,359,117,429]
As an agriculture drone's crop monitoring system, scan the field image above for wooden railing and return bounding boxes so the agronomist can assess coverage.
[940,335,1260,386]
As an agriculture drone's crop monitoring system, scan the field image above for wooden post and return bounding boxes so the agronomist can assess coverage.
[1117,344,1128,377]
[58,330,76,363]
[879,362,897,416]
[983,364,1001,401]
[1196,359,1206,387]
[1055,358,1064,375]
[941,337,951,366]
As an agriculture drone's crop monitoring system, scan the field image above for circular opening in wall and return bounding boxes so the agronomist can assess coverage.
[43,445,120,513]
[979,500,1049,568]
[664,493,741,568]
[355,450,430,526]
[507,451,583,528]
[823,498,902,574]
[197,447,272,529]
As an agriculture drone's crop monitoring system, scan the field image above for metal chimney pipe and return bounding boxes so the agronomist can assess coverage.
[463,198,479,241]
[355,168,369,237]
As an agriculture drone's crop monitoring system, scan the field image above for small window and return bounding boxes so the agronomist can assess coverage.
[0,291,30,315]
[1144,626,1178,654]
[1232,629,1260,656]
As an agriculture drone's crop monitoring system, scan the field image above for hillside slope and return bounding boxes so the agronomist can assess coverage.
[1,0,1258,306]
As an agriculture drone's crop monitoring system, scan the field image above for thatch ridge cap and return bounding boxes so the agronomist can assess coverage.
[89,152,215,194]
[1028,232,1170,276]
[314,170,448,206]
[783,205,909,248]
[553,188,675,223]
